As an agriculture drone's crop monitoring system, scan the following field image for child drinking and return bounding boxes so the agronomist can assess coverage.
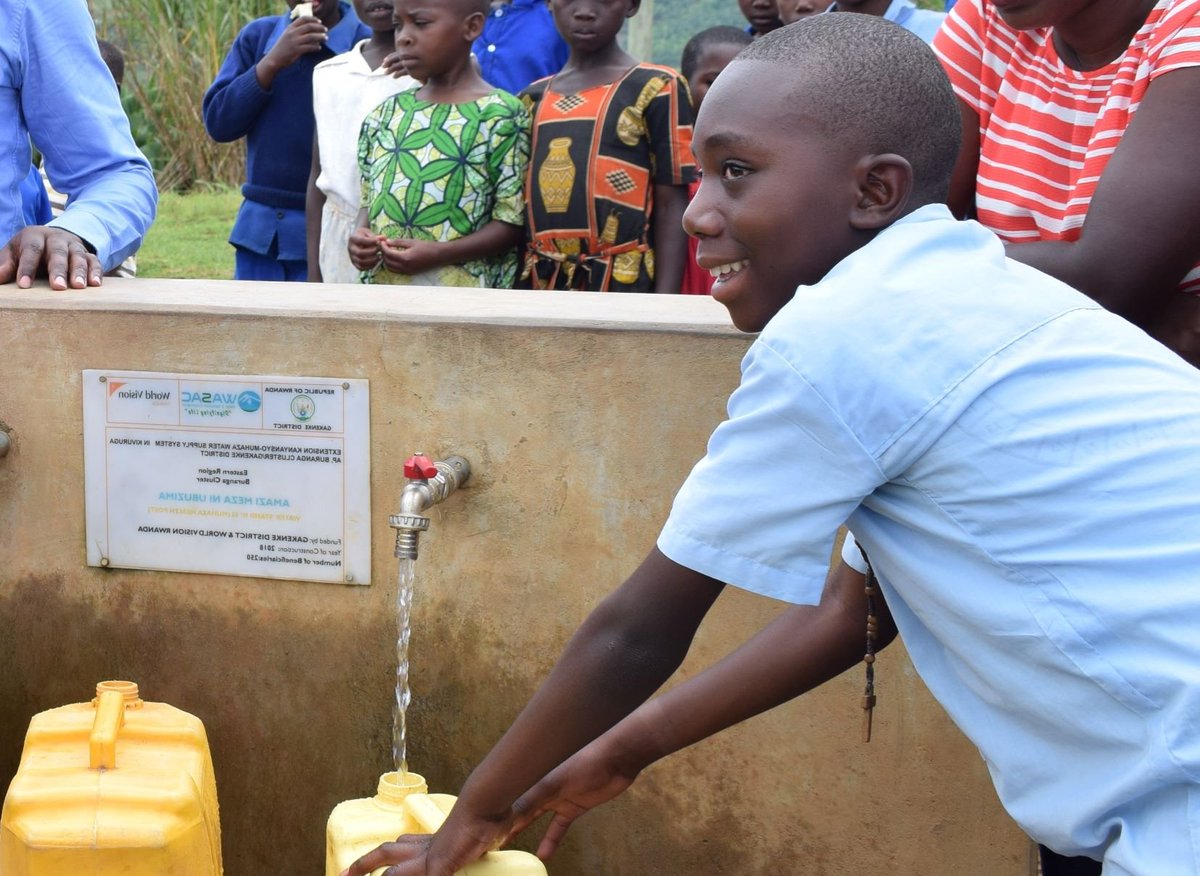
[348,0,529,288]
[678,25,750,294]
[520,0,695,294]
[343,15,1200,875]
[204,0,370,281]
[307,0,416,283]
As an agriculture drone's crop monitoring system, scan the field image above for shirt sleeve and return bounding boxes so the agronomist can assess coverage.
[658,339,886,605]
[487,98,530,228]
[357,107,382,223]
[23,0,157,272]
[932,0,990,116]
[641,69,696,187]
[1146,1,1200,80]
[202,21,275,143]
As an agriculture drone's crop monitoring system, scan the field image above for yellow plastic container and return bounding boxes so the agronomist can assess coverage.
[327,771,547,876]
[0,680,222,875]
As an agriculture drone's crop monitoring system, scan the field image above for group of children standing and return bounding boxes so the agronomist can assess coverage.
[206,0,953,294]
[207,0,773,294]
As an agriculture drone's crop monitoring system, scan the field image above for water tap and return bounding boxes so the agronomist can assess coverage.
[389,453,471,560]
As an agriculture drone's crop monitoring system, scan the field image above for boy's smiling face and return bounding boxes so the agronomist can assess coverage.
[685,60,864,332]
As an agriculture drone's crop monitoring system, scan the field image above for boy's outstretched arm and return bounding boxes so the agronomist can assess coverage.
[652,184,689,294]
[343,548,726,876]
[510,559,894,858]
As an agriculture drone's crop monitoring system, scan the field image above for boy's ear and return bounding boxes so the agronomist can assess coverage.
[849,153,913,231]
[626,0,641,18]
[463,11,486,41]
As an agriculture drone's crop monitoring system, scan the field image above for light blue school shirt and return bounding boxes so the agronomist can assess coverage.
[828,0,946,43]
[659,205,1200,870]
[0,0,157,271]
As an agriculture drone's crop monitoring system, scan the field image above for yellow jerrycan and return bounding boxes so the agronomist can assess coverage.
[326,771,547,875]
[0,680,222,875]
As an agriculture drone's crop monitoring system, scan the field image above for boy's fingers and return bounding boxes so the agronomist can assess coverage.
[536,812,579,860]
[343,837,431,876]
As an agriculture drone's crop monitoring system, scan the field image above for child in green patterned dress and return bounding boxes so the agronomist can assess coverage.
[348,0,530,288]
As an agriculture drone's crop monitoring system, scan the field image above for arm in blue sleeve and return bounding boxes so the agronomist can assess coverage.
[24,0,157,273]
[202,20,275,143]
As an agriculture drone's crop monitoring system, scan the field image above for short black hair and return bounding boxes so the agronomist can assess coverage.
[97,39,125,90]
[680,25,752,83]
[738,14,961,204]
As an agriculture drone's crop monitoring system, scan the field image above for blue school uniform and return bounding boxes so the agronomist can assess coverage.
[659,205,1200,873]
[202,3,368,281]
[472,0,569,95]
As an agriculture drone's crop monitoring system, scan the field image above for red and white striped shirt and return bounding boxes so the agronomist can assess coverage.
[934,0,1200,294]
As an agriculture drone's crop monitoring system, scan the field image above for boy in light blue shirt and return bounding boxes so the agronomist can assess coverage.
[343,15,1200,876]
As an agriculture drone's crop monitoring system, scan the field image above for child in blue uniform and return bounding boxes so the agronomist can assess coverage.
[203,0,369,281]
[344,15,1200,876]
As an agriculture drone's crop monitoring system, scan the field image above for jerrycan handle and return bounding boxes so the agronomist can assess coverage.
[90,689,127,769]
[404,793,453,834]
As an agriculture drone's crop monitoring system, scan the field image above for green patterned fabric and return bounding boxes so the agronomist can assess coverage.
[358,88,529,288]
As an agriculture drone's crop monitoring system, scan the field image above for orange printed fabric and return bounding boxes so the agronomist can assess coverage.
[934,0,1200,294]
[520,63,696,292]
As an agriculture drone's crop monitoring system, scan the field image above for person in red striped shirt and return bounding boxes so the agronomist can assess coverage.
[934,0,1200,368]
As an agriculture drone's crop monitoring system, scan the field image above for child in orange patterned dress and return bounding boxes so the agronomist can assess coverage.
[519,0,695,293]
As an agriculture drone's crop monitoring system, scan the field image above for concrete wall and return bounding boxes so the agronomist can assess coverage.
[0,280,1031,874]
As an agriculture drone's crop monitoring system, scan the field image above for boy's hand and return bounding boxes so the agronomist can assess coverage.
[510,728,644,859]
[380,238,443,276]
[381,52,411,80]
[0,226,102,290]
[341,808,514,876]
[266,17,329,69]
[347,228,385,271]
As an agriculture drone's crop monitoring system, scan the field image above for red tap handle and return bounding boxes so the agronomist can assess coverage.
[404,454,438,479]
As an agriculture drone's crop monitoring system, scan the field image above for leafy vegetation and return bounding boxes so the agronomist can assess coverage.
[91,0,279,191]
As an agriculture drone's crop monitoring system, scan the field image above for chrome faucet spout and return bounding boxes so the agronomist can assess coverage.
[389,454,471,560]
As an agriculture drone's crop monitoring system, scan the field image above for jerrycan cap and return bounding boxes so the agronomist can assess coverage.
[375,770,428,809]
[92,680,144,710]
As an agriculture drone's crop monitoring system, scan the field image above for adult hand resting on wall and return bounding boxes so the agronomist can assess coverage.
[1,0,157,290]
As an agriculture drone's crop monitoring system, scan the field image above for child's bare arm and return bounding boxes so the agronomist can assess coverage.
[378,221,523,280]
[946,99,981,221]
[342,548,726,876]
[305,132,324,282]
[980,70,1200,331]
[652,184,689,293]
[509,559,893,858]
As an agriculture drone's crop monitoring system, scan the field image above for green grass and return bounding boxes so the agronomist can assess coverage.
[137,186,240,280]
